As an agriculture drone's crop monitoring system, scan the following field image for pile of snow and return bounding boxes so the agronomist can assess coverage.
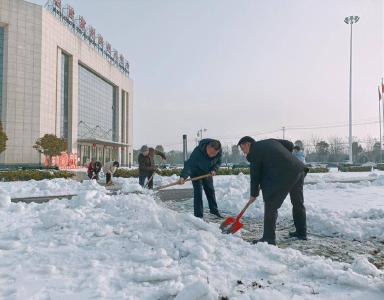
[213,173,384,241]
[0,171,383,297]
[0,178,84,198]
[0,178,383,298]
[305,169,382,184]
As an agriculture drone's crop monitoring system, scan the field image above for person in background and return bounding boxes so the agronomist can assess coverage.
[178,139,223,219]
[138,145,166,189]
[292,141,305,164]
[103,161,120,186]
[87,160,102,180]
[237,136,307,245]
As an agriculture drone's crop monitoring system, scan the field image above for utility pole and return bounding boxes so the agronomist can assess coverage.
[282,126,286,139]
[382,78,384,163]
[379,86,382,163]
[182,134,188,162]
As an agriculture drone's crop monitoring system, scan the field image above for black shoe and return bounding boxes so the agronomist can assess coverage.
[251,238,276,245]
[210,211,223,219]
[288,231,308,240]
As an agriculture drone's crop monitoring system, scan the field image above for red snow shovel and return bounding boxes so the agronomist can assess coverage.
[220,198,255,234]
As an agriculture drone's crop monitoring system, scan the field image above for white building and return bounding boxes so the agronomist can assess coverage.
[0,0,133,167]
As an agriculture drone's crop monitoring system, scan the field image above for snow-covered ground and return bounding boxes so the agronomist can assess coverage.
[0,171,383,299]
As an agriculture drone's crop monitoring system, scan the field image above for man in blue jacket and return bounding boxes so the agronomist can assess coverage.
[238,136,307,245]
[178,139,222,218]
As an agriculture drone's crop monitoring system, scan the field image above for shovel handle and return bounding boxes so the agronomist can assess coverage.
[144,172,156,188]
[235,198,255,220]
[155,173,212,191]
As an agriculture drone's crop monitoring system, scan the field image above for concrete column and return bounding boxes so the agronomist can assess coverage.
[55,47,62,136]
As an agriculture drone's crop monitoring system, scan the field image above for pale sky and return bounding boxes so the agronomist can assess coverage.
[31,0,384,151]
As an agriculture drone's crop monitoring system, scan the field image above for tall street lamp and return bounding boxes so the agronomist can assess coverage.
[197,128,207,144]
[344,15,359,164]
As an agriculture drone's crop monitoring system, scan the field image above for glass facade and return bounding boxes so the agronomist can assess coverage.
[0,27,4,119]
[78,64,117,141]
[60,53,69,139]
[77,143,118,166]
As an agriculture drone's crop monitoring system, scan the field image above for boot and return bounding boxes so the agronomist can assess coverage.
[288,231,307,240]
[210,211,223,218]
[251,237,276,246]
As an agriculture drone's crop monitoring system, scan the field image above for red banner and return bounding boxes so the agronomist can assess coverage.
[45,152,78,169]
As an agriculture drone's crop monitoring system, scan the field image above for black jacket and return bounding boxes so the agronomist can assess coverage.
[180,139,222,178]
[138,148,166,176]
[246,139,305,199]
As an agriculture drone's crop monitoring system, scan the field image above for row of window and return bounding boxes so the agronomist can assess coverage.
[77,64,117,142]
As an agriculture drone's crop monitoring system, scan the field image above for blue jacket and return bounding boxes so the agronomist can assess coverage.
[293,150,306,163]
[180,139,222,178]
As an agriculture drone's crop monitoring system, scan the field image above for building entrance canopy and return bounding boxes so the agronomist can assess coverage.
[77,138,129,166]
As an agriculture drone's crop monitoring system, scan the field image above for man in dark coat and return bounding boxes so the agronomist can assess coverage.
[138,145,166,189]
[237,136,307,245]
[178,139,222,218]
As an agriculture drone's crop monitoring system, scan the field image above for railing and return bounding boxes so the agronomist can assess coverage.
[78,120,113,140]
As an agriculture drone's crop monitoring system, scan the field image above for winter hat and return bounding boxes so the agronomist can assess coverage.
[237,136,256,146]
[294,140,304,150]
[140,145,149,153]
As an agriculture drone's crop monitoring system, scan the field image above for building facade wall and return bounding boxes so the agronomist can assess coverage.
[0,0,133,166]
[0,0,43,164]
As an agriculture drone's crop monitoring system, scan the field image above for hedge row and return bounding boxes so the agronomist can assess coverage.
[0,170,75,181]
[338,166,372,172]
[114,168,253,178]
[115,168,182,178]
[115,167,333,178]
[307,167,329,173]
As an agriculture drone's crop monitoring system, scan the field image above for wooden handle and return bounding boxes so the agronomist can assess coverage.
[186,173,212,182]
[144,173,155,188]
[155,173,212,191]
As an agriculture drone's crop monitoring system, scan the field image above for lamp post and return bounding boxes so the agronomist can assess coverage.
[196,128,207,144]
[344,15,359,164]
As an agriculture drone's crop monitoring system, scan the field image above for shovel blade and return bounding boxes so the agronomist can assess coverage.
[220,217,244,234]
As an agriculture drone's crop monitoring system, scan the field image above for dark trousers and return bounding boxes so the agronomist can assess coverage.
[106,173,112,184]
[139,172,154,189]
[88,172,99,180]
[262,172,306,242]
[192,176,219,218]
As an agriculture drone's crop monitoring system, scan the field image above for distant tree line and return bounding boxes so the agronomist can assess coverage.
[133,136,383,166]
[300,136,382,164]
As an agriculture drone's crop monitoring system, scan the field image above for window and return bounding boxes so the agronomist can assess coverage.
[77,64,117,142]
[60,53,69,138]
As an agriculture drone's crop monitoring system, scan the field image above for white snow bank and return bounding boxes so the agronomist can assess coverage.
[0,184,383,299]
[211,174,384,241]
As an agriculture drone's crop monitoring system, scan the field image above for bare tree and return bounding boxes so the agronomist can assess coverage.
[364,135,376,153]
[328,136,344,162]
